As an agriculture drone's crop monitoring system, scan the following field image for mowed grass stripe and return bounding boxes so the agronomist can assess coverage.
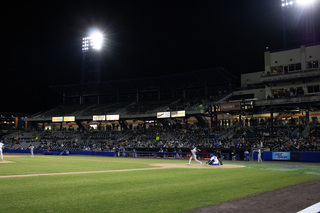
[0,155,156,176]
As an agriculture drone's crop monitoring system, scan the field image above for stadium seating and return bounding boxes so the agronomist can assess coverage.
[3,118,320,160]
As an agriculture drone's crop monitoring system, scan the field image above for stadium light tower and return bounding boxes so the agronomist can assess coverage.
[281,0,317,7]
[296,0,317,6]
[281,0,294,8]
[81,29,105,84]
[281,0,318,47]
[82,30,104,52]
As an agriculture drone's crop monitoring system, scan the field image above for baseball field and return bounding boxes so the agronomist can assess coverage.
[0,155,319,212]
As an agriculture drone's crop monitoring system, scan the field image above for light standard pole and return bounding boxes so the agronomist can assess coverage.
[81,29,105,84]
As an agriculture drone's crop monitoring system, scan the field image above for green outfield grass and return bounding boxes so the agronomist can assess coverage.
[0,155,319,213]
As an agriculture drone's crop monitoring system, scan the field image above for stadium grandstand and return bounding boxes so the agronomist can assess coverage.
[27,67,237,129]
[2,44,320,161]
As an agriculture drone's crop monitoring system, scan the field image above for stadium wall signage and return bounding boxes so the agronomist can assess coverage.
[272,152,291,160]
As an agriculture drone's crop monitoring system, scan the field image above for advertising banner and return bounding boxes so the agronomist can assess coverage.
[93,115,106,121]
[157,112,170,118]
[52,117,63,122]
[106,115,119,121]
[171,110,186,118]
[272,152,291,160]
[219,102,241,111]
[63,116,75,122]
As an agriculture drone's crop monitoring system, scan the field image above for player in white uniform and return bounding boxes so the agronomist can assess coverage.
[188,147,202,165]
[29,144,34,157]
[258,149,262,163]
[0,140,6,161]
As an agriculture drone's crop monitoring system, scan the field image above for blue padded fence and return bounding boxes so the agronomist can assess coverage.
[4,149,320,162]
[253,151,320,162]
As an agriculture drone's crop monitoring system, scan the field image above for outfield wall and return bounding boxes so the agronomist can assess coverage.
[3,149,114,157]
[254,151,320,162]
[4,149,320,162]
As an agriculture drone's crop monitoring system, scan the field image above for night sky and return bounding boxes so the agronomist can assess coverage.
[1,0,319,113]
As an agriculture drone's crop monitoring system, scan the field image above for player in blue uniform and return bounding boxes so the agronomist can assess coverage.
[206,154,219,165]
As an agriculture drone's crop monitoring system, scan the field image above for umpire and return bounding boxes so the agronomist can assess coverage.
[216,150,223,165]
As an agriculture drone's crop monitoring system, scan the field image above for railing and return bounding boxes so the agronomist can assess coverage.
[261,68,320,82]
[256,94,320,107]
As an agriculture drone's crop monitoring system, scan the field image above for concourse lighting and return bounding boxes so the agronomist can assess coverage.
[82,29,104,52]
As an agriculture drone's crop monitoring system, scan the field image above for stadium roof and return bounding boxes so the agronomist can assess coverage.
[51,67,238,96]
[0,112,27,118]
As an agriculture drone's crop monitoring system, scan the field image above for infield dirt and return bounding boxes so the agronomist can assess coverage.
[0,160,15,163]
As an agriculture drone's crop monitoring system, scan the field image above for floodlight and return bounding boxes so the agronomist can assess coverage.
[281,0,294,7]
[296,0,316,6]
[82,29,104,52]
[282,0,317,7]
[89,31,104,50]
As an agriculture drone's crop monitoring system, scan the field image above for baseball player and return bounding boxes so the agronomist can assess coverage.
[206,154,219,165]
[29,144,35,157]
[0,140,6,161]
[258,149,262,163]
[217,150,223,165]
[188,147,202,165]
